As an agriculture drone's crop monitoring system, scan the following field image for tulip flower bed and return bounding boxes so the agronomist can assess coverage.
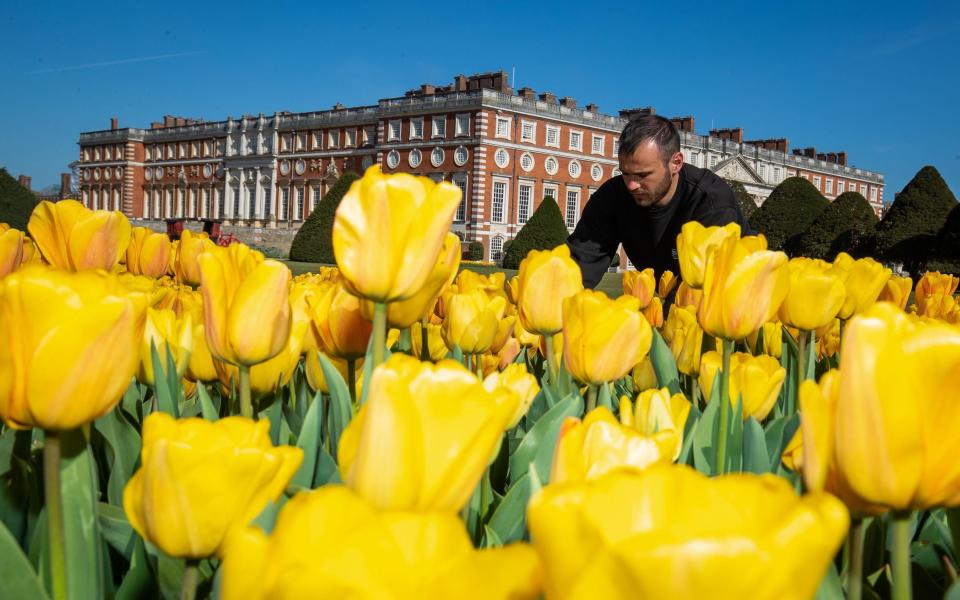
[1,168,960,599]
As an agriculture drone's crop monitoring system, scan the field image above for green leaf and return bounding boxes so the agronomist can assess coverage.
[262,399,283,446]
[597,382,614,412]
[692,371,722,476]
[290,392,323,489]
[481,525,504,548]
[487,473,531,544]
[814,562,844,600]
[742,417,769,474]
[149,341,178,417]
[93,407,141,507]
[115,539,153,600]
[945,581,960,600]
[97,502,135,561]
[318,353,354,462]
[312,446,341,487]
[649,329,681,394]
[508,392,582,485]
[725,396,744,473]
[0,518,48,599]
[763,414,799,471]
[197,384,219,421]
[58,428,105,600]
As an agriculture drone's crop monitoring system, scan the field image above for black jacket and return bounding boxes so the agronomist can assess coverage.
[566,163,752,288]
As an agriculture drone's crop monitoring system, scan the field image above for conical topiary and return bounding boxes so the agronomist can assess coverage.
[0,167,39,231]
[501,196,570,269]
[288,172,359,263]
[749,177,828,250]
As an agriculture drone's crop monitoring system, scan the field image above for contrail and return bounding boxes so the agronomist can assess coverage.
[31,51,204,74]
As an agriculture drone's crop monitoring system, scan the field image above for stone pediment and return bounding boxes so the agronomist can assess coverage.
[713,155,764,185]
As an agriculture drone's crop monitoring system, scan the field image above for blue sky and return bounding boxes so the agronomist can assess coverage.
[1,0,958,200]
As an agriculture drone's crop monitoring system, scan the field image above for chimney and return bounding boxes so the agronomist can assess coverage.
[619,107,656,119]
[538,91,557,105]
[709,128,744,143]
[816,153,827,162]
[454,74,468,91]
[333,102,345,110]
[110,117,119,130]
[559,97,577,109]
[826,152,837,164]
[164,115,174,127]
[670,116,695,132]
[585,103,599,113]
[60,173,72,198]
[803,147,816,158]
[518,87,537,101]
[837,151,848,166]
[420,84,435,95]
[17,175,31,191]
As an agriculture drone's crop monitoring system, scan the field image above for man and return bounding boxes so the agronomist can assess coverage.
[567,114,752,288]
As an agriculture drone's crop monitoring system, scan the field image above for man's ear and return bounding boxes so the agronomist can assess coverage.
[670,151,684,175]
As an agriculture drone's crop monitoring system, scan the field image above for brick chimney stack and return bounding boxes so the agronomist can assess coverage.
[585,103,599,113]
[111,117,119,130]
[670,116,695,132]
[17,175,31,191]
[518,87,537,101]
[60,173,72,198]
[538,91,557,105]
[709,128,744,143]
[837,151,848,166]
[559,97,577,109]
[745,138,790,154]
[619,107,656,119]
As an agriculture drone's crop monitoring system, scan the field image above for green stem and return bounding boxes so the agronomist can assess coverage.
[372,302,387,372]
[714,338,734,475]
[691,376,701,410]
[586,384,598,413]
[180,558,200,600]
[891,511,913,600]
[420,318,430,361]
[43,431,68,600]
[947,507,960,571]
[847,518,863,600]
[239,364,252,419]
[543,334,558,387]
[475,355,483,379]
[798,329,809,382]
[347,359,357,406]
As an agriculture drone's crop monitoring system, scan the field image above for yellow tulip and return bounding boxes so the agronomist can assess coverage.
[304,350,357,394]
[698,234,789,340]
[310,281,372,361]
[801,302,960,512]
[137,307,192,386]
[676,221,741,288]
[662,304,703,375]
[781,428,803,472]
[745,320,783,359]
[456,269,507,298]
[878,275,912,311]
[506,275,520,304]
[658,269,678,298]
[621,268,656,308]
[123,412,302,559]
[540,331,564,366]
[622,388,691,460]
[527,465,849,600]
[411,320,449,361]
[641,295,664,328]
[0,226,25,276]
[126,226,171,278]
[699,351,785,421]
[337,354,515,512]
[199,244,292,366]
[778,258,845,330]
[359,232,461,328]
[915,292,959,321]
[483,363,540,428]
[175,230,216,286]
[28,199,131,271]
[218,320,309,398]
[551,408,677,484]
[220,485,542,600]
[0,265,146,430]
[562,290,652,385]
[333,166,461,303]
[517,245,583,336]
[489,315,517,354]
[632,356,658,392]
[514,318,541,347]
[20,236,41,265]
[828,253,891,319]
[915,271,959,307]
[674,280,703,311]
[441,288,507,354]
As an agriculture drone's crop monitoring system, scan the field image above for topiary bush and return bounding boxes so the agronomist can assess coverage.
[924,203,960,275]
[288,172,359,263]
[726,180,758,219]
[466,241,484,261]
[0,167,40,231]
[501,196,570,269]
[749,177,828,251]
[789,192,878,259]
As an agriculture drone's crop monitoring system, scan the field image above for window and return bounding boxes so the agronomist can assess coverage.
[494,148,509,169]
[520,120,536,143]
[543,184,558,201]
[491,236,504,262]
[871,187,878,201]
[492,181,507,223]
[520,153,534,172]
[312,187,320,212]
[569,130,583,151]
[362,126,375,146]
[860,184,867,196]
[166,144,174,159]
[545,156,559,175]
[328,130,340,149]
[388,120,401,141]
[218,189,225,217]
[431,147,445,167]
[613,139,620,157]
[408,148,422,168]
[296,134,306,151]
[455,114,470,136]
[410,118,424,139]
[591,164,603,182]
[314,132,324,149]
[281,135,291,152]
[432,116,446,138]
[495,116,511,139]
[591,134,605,155]
[263,189,271,218]
[545,125,560,147]
[813,176,821,189]
[345,129,356,148]
[568,160,582,178]
[518,183,533,223]
[837,181,846,194]
[203,189,211,217]
[453,175,467,222]
[565,189,580,228]
[191,142,199,158]
[281,188,290,220]
[758,163,766,179]
[104,147,112,160]
[709,155,718,168]
[247,134,258,155]
[233,189,241,217]
[248,188,256,219]
[454,146,469,166]
[688,152,699,167]
[296,188,305,220]
[773,167,781,182]
[386,150,400,169]
[825,179,833,194]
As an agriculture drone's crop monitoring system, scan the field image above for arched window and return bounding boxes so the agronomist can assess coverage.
[491,236,504,262]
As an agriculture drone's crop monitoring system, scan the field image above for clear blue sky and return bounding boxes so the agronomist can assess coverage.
[1,0,957,200]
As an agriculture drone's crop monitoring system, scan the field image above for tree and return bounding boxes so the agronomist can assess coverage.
[0,168,40,231]
[465,241,484,261]
[874,166,957,273]
[501,196,570,269]
[790,192,878,259]
[749,177,828,251]
[725,179,757,219]
[288,172,359,263]
[925,203,960,275]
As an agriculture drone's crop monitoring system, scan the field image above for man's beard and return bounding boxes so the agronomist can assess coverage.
[632,170,672,207]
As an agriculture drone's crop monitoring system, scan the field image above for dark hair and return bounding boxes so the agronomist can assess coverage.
[618,115,680,164]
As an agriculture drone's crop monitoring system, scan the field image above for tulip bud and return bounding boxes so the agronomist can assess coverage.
[516,245,583,336]
[676,221,741,288]
[442,289,507,354]
[126,226,172,278]
[28,199,131,271]
[699,351,786,421]
[622,268,656,308]
[778,258,845,331]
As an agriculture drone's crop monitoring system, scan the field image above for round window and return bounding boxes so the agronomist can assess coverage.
[386,150,400,169]
[295,159,306,175]
[93,168,101,180]
[454,146,469,166]
[144,168,152,181]
[520,153,534,172]
[494,148,509,168]
[431,147,445,167]
[408,148,422,168]
[155,166,164,180]
[545,156,558,175]
[280,160,291,176]
[568,160,581,179]
[591,164,603,181]
[203,164,212,178]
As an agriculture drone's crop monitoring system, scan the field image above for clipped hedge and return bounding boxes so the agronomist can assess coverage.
[749,177,828,251]
[0,167,39,231]
[501,196,570,269]
[288,172,359,263]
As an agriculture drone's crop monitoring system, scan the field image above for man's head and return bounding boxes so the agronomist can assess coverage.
[618,115,684,208]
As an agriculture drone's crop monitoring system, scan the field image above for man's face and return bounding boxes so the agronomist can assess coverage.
[619,140,682,208]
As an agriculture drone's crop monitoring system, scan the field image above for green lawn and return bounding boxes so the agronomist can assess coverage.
[283,260,624,298]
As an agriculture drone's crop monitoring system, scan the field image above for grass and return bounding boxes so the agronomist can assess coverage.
[283,260,624,298]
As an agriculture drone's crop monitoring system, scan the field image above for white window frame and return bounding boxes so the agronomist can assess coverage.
[543,183,558,202]
[493,148,510,169]
[569,130,583,151]
[313,132,324,149]
[565,188,581,229]
[825,179,833,195]
[837,181,845,194]
[491,179,508,223]
[281,188,290,220]
[758,163,766,179]
[860,184,867,196]
[495,116,511,139]
[520,152,534,172]
[813,176,822,189]
[263,188,271,218]
[709,155,718,168]
[774,167,782,182]
[296,187,305,220]
[387,120,401,141]
[613,138,620,157]
[311,187,320,211]
[517,181,533,224]
[544,156,559,176]
[431,116,446,138]
[591,134,605,155]
[520,120,536,143]
[409,117,424,140]
[328,130,340,149]
[871,186,878,201]
[455,113,471,137]
[545,124,560,148]
[568,159,582,179]
[345,129,356,148]
[362,126,375,146]
[453,174,467,222]
[491,236,504,262]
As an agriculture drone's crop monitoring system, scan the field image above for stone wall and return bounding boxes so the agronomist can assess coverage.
[135,219,299,258]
